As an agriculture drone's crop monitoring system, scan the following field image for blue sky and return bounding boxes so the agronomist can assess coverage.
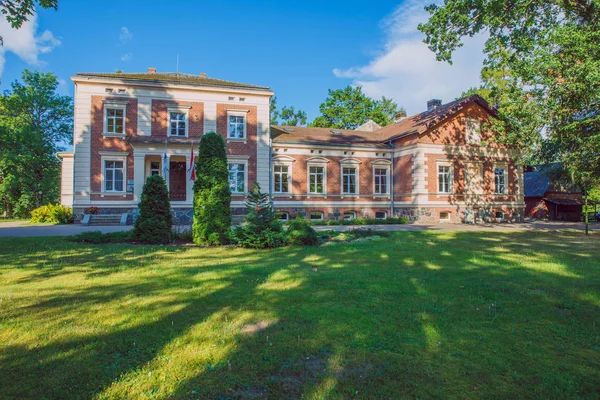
[0,0,485,120]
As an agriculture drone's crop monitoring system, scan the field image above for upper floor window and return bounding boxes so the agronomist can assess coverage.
[374,168,388,194]
[309,166,325,194]
[466,118,481,145]
[438,165,452,193]
[105,107,125,134]
[104,160,124,192]
[273,165,290,193]
[228,113,246,139]
[228,163,246,194]
[169,112,187,136]
[494,167,506,194]
[342,167,358,194]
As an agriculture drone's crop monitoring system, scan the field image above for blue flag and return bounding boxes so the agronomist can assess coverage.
[162,153,168,177]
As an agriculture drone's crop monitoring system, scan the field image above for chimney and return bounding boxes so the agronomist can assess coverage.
[199,72,207,78]
[394,110,407,123]
[148,67,156,74]
[427,99,442,111]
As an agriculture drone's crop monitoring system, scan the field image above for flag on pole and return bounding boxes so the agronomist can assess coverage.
[188,146,196,181]
[162,153,168,177]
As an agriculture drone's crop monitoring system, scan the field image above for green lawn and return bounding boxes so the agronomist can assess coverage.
[0,231,598,399]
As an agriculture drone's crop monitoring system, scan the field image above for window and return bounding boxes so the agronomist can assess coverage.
[105,107,125,134]
[276,211,289,221]
[494,167,506,194]
[309,166,325,194]
[374,168,388,194]
[228,114,246,138]
[169,112,187,136]
[438,165,452,193]
[344,211,356,220]
[495,211,505,220]
[375,211,387,219]
[273,165,290,193]
[342,167,357,194]
[466,118,481,144]
[310,211,323,221]
[150,161,160,176]
[228,163,245,193]
[104,160,124,192]
[440,211,451,221]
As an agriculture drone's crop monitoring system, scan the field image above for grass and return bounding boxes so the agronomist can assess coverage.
[0,218,27,224]
[0,231,598,399]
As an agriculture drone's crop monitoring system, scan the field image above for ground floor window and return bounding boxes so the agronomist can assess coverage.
[344,211,356,220]
[150,161,160,176]
[440,211,451,221]
[228,163,245,193]
[104,160,124,192]
[276,211,289,221]
[495,210,505,220]
[310,211,324,221]
[375,211,387,219]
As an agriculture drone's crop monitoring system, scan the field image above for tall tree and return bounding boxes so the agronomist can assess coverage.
[419,0,600,180]
[270,96,308,126]
[0,70,73,217]
[0,0,58,46]
[192,132,231,245]
[311,86,404,129]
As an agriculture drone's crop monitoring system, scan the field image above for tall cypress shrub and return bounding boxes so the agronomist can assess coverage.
[192,132,231,245]
[132,174,172,244]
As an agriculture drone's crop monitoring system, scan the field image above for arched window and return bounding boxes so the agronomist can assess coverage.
[375,211,387,219]
[343,211,357,220]
[276,211,289,222]
[495,211,505,220]
[310,211,324,221]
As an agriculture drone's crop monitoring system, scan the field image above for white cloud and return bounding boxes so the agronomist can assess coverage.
[119,27,133,43]
[333,0,486,115]
[121,52,133,62]
[0,13,61,77]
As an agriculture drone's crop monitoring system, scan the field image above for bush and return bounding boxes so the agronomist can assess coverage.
[231,183,287,249]
[287,215,318,246]
[70,230,132,244]
[30,204,73,224]
[192,132,231,246]
[132,175,172,244]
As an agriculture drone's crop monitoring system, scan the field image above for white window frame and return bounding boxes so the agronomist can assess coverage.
[273,162,292,194]
[340,158,361,196]
[343,211,357,220]
[104,104,126,135]
[375,211,387,219]
[494,166,507,194]
[307,159,328,195]
[309,211,324,221]
[466,118,482,145]
[227,111,247,139]
[227,157,249,194]
[495,210,505,220]
[167,107,189,137]
[440,211,451,222]
[437,162,453,194]
[149,160,161,177]
[276,211,289,221]
[100,153,128,193]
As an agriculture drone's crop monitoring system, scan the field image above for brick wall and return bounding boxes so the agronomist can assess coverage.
[151,100,204,137]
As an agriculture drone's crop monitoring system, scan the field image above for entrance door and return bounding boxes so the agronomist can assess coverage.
[169,161,187,201]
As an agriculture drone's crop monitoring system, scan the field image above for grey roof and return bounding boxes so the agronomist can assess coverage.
[524,170,551,197]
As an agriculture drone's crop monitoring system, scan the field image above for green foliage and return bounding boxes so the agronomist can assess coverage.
[192,132,231,245]
[70,230,132,244]
[132,175,172,244]
[232,183,286,249]
[0,70,73,218]
[270,96,308,126]
[286,214,318,246]
[419,1,600,179]
[311,86,403,129]
[30,204,73,224]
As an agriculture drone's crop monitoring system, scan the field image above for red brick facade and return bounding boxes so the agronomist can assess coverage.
[151,100,204,137]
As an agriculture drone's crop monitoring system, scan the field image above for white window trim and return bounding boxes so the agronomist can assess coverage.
[343,211,357,220]
[439,211,452,222]
[309,211,324,221]
[100,154,128,194]
[340,158,361,196]
[494,163,508,195]
[436,162,454,194]
[103,104,127,136]
[167,107,189,137]
[227,158,249,194]
[375,210,387,219]
[273,162,292,194]
[307,162,327,195]
[276,211,289,221]
[372,165,390,196]
[227,111,247,140]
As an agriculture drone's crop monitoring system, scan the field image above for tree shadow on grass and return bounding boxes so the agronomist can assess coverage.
[0,231,599,398]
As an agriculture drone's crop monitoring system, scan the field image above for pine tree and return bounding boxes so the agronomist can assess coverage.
[192,132,231,245]
[132,174,172,244]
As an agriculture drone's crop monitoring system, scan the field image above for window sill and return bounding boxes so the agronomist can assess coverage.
[372,195,391,199]
[96,192,128,197]
[103,133,127,139]
[227,138,247,144]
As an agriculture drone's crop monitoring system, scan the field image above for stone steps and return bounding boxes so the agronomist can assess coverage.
[82,214,128,226]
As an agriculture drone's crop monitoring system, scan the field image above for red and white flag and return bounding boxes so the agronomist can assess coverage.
[188,146,196,181]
